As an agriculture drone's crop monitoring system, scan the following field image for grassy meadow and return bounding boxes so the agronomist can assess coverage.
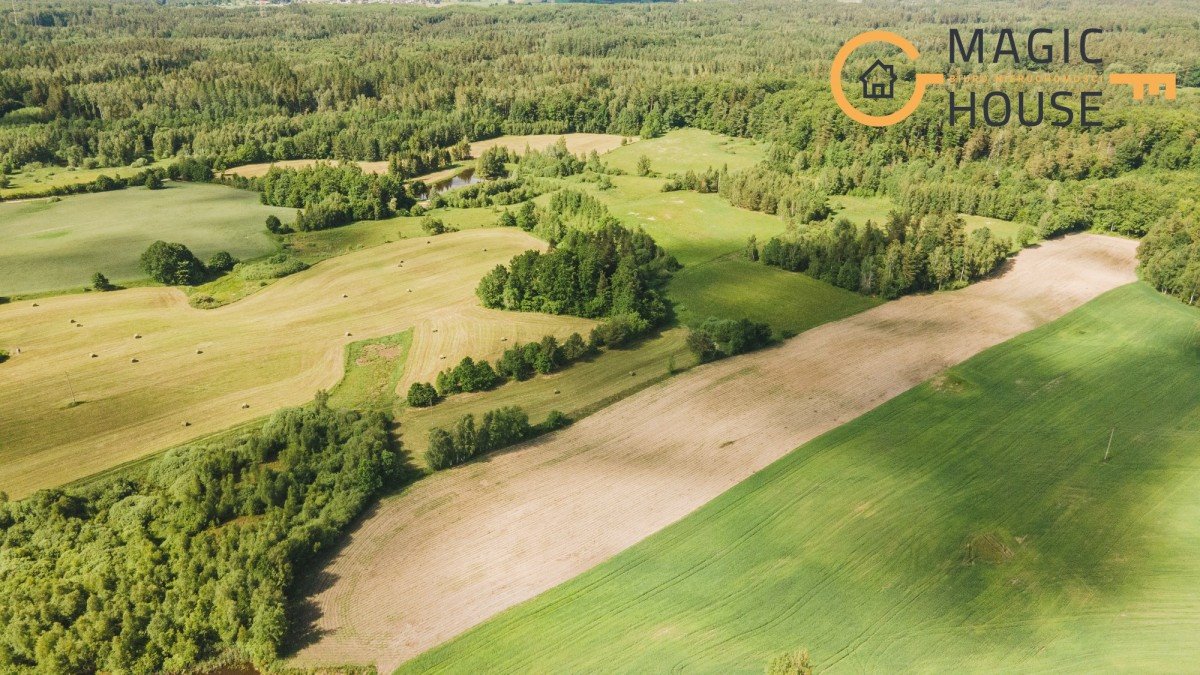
[0,183,290,295]
[832,194,1025,244]
[603,128,766,176]
[399,283,1200,673]
[668,258,880,336]
[0,159,172,199]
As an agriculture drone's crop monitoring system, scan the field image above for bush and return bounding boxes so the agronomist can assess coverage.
[541,409,570,431]
[765,648,814,675]
[590,313,650,348]
[0,349,8,364]
[91,272,114,291]
[421,216,450,235]
[406,382,439,407]
[206,251,237,274]
[140,240,206,285]
[265,214,291,234]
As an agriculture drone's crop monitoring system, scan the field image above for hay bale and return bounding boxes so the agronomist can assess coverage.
[31,303,38,307]
[131,358,139,363]
[500,337,508,342]
[182,421,191,427]
[70,319,76,324]
[134,334,141,339]
[345,332,352,337]
[342,294,348,298]
[241,403,250,409]
[554,389,561,395]
[196,349,204,354]
[407,288,412,293]
[629,371,636,377]
[90,353,98,358]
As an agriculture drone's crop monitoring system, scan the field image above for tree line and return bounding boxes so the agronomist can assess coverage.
[425,406,570,471]
[0,396,407,672]
[760,212,1012,298]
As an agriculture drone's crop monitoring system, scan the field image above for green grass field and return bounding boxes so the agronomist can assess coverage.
[329,330,414,411]
[287,206,502,262]
[604,129,767,176]
[0,183,291,295]
[399,283,1200,673]
[0,159,172,199]
[668,257,880,336]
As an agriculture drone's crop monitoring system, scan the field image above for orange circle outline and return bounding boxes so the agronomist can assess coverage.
[830,30,945,127]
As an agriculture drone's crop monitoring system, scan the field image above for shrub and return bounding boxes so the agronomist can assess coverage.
[765,648,814,675]
[590,313,650,348]
[206,251,237,274]
[406,382,439,407]
[421,216,449,235]
[541,409,570,431]
[0,349,8,364]
[91,272,114,291]
[265,214,291,234]
[140,240,206,285]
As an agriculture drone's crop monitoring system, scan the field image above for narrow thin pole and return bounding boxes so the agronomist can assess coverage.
[1103,428,1114,463]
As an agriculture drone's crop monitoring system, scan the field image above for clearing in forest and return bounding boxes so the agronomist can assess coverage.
[287,233,1137,672]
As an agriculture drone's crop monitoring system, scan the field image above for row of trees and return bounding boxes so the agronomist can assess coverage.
[0,397,407,672]
[1138,211,1200,305]
[406,332,596,408]
[430,177,541,209]
[760,212,1012,298]
[424,406,570,471]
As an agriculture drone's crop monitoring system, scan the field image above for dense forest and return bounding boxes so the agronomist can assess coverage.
[3,0,1198,301]
[0,397,406,672]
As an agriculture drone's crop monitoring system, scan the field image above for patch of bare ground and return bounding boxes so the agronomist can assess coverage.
[286,234,1137,671]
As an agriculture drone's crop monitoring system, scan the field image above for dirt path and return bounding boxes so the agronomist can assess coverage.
[287,234,1137,671]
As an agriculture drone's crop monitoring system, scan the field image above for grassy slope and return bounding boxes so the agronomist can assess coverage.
[602,128,765,175]
[400,283,1200,673]
[832,194,1024,243]
[668,258,879,336]
[0,183,290,295]
[0,159,172,199]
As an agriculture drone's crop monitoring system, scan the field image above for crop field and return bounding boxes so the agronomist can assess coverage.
[0,229,592,498]
[287,234,1136,672]
[400,283,1200,673]
[602,128,766,175]
[0,183,290,295]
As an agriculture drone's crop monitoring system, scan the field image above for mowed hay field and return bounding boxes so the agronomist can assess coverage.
[402,283,1200,673]
[0,228,592,498]
[287,234,1136,672]
[0,183,290,295]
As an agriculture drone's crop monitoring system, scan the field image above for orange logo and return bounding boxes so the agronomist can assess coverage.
[831,30,946,127]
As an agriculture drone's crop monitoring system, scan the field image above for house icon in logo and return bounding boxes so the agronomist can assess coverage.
[859,59,896,99]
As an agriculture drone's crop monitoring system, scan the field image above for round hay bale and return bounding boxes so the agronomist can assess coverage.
[70,319,76,324]
[182,421,191,427]
[342,294,348,298]
[32,303,38,307]
[76,324,83,328]
[554,389,561,395]
[131,358,139,363]
[90,353,98,358]
[241,403,250,409]
[134,334,141,339]
[345,332,352,337]
[629,371,636,377]
[196,349,204,354]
